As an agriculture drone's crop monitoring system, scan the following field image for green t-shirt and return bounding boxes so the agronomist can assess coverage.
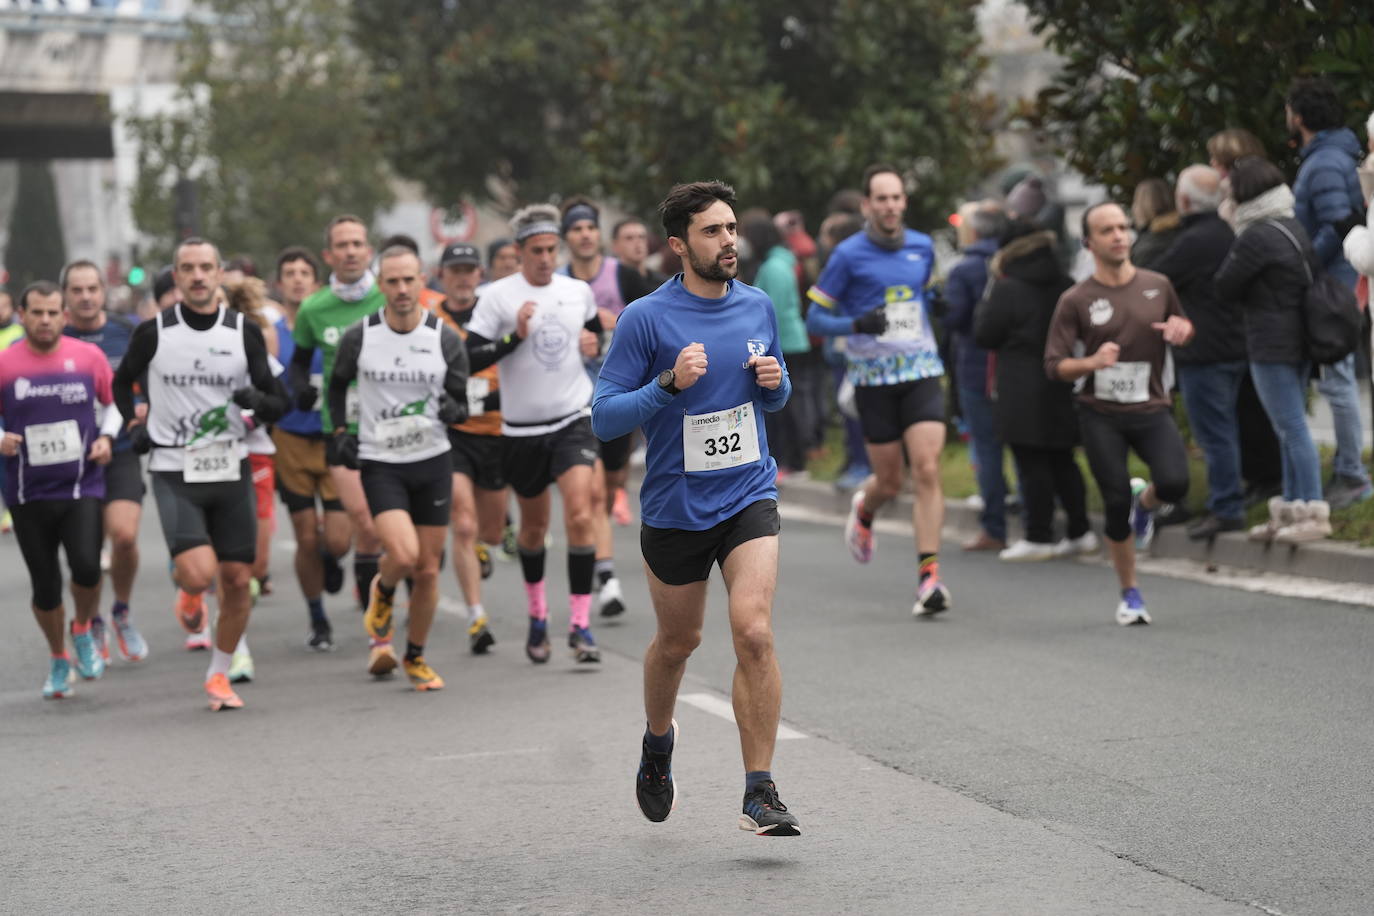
[293,285,384,432]
[0,324,23,350]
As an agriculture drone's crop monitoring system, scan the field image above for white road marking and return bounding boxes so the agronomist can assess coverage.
[679,692,808,740]
[778,502,1374,608]
[438,596,469,617]
[428,748,546,762]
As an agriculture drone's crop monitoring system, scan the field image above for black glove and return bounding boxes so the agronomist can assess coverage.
[327,432,359,470]
[127,424,152,455]
[232,386,265,411]
[852,306,888,335]
[437,393,468,426]
[294,384,319,413]
[481,390,500,414]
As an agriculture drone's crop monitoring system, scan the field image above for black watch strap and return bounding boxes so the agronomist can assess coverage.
[657,368,680,396]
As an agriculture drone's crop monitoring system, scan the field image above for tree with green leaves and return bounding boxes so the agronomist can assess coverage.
[352,0,997,230]
[127,0,393,269]
[1020,0,1374,194]
[5,160,67,292]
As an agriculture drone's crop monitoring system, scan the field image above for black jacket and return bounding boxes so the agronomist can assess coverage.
[1152,211,1245,365]
[1214,216,1314,365]
[1131,213,1184,269]
[973,231,1079,449]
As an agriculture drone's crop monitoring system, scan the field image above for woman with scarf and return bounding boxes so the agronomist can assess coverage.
[1214,157,1331,543]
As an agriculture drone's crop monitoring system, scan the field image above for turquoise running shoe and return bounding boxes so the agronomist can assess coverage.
[72,627,106,680]
[43,657,74,699]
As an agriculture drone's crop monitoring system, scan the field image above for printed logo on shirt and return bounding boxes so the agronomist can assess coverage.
[1143,289,1161,300]
[1089,298,1114,326]
[12,377,89,404]
[210,347,233,357]
[746,339,767,360]
[408,345,432,354]
[323,326,341,346]
[181,402,232,447]
[63,359,75,372]
[531,315,571,370]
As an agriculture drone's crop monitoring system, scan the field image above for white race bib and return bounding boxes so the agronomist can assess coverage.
[877,300,927,343]
[376,414,433,457]
[308,372,324,412]
[1094,361,1151,404]
[682,402,761,473]
[345,386,360,426]
[183,440,240,482]
[26,420,82,467]
[466,377,490,418]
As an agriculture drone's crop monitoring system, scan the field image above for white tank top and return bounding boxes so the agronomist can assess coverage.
[356,311,451,464]
[145,305,251,472]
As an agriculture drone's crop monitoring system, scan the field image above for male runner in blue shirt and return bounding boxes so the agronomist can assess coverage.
[593,180,801,836]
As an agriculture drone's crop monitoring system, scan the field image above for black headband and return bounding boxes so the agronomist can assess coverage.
[561,203,599,235]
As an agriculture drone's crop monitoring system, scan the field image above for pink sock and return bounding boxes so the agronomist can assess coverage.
[569,593,591,630]
[525,581,548,621]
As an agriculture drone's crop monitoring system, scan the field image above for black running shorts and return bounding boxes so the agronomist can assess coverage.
[503,416,599,499]
[598,430,635,473]
[360,451,453,527]
[640,498,780,586]
[102,448,146,504]
[12,498,103,610]
[854,376,945,444]
[150,464,257,564]
[448,429,506,491]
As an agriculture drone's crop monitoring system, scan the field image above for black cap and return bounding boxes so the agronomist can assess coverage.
[152,266,176,302]
[439,243,481,267]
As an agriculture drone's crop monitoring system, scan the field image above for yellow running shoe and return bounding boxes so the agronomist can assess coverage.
[475,542,493,580]
[468,615,495,654]
[404,656,444,691]
[367,641,398,677]
[205,673,244,711]
[363,579,394,641]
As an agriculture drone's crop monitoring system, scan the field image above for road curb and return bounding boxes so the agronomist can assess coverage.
[772,475,1374,587]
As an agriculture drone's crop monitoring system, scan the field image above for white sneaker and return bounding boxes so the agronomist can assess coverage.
[597,576,626,618]
[1053,531,1100,557]
[843,491,875,564]
[998,539,1055,562]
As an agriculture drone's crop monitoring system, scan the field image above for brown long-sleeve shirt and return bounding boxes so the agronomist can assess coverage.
[1043,268,1186,414]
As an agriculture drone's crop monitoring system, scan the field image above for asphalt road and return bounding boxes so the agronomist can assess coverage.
[2,493,1371,915]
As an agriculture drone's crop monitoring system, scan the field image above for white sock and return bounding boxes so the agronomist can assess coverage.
[468,602,484,626]
[235,635,248,654]
[208,648,233,679]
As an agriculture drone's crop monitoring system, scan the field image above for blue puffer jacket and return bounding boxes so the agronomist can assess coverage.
[943,237,998,392]
[1293,127,1365,287]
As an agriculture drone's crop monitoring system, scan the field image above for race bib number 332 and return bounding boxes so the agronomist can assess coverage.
[682,402,761,473]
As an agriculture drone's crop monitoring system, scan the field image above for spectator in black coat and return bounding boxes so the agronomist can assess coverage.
[1153,165,1248,539]
[974,224,1094,561]
[1214,157,1330,543]
[1130,178,1184,268]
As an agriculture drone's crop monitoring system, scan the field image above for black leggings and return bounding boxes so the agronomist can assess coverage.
[11,499,103,611]
[1010,444,1089,544]
[1079,407,1189,542]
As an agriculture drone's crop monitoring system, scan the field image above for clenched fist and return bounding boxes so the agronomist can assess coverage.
[748,355,783,390]
[673,342,708,391]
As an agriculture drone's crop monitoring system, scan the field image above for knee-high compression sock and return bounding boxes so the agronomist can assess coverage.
[569,545,596,630]
[520,547,547,621]
[354,552,380,601]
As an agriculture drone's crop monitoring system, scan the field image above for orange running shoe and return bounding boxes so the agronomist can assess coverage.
[176,589,207,633]
[367,641,399,677]
[404,656,444,691]
[205,673,244,711]
[362,579,394,642]
[612,487,633,526]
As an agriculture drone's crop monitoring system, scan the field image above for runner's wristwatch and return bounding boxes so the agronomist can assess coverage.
[657,368,680,396]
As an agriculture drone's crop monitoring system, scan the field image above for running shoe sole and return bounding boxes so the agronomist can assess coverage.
[738,815,802,837]
[368,644,399,676]
[912,584,951,617]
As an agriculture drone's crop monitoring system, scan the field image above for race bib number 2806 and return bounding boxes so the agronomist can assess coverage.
[682,402,761,473]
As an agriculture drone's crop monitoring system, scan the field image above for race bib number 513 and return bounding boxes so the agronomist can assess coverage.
[682,402,761,473]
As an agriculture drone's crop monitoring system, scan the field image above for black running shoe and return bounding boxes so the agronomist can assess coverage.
[321,549,344,595]
[739,780,801,836]
[635,720,677,823]
[306,618,334,652]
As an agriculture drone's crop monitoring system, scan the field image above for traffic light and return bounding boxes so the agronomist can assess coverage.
[127,266,147,286]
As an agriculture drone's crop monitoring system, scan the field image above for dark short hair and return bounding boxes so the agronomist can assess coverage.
[658,180,737,240]
[1286,78,1343,133]
[380,233,420,255]
[1080,201,1125,239]
[828,189,864,215]
[1229,156,1287,204]
[174,236,222,265]
[225,254,257,276]
[20,280,61,310]
[486,238,515,266]
[276,246,319,281]
[862,163,903,197]
[738,208,781,259]
[60,259,103,290]
[612,217,646,240]
[324,214,367,249]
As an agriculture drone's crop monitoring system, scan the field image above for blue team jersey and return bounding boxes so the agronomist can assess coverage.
[808,228,943,386]
[64,312,136,451]
[597,276,785,530]
[275,316,325,436]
